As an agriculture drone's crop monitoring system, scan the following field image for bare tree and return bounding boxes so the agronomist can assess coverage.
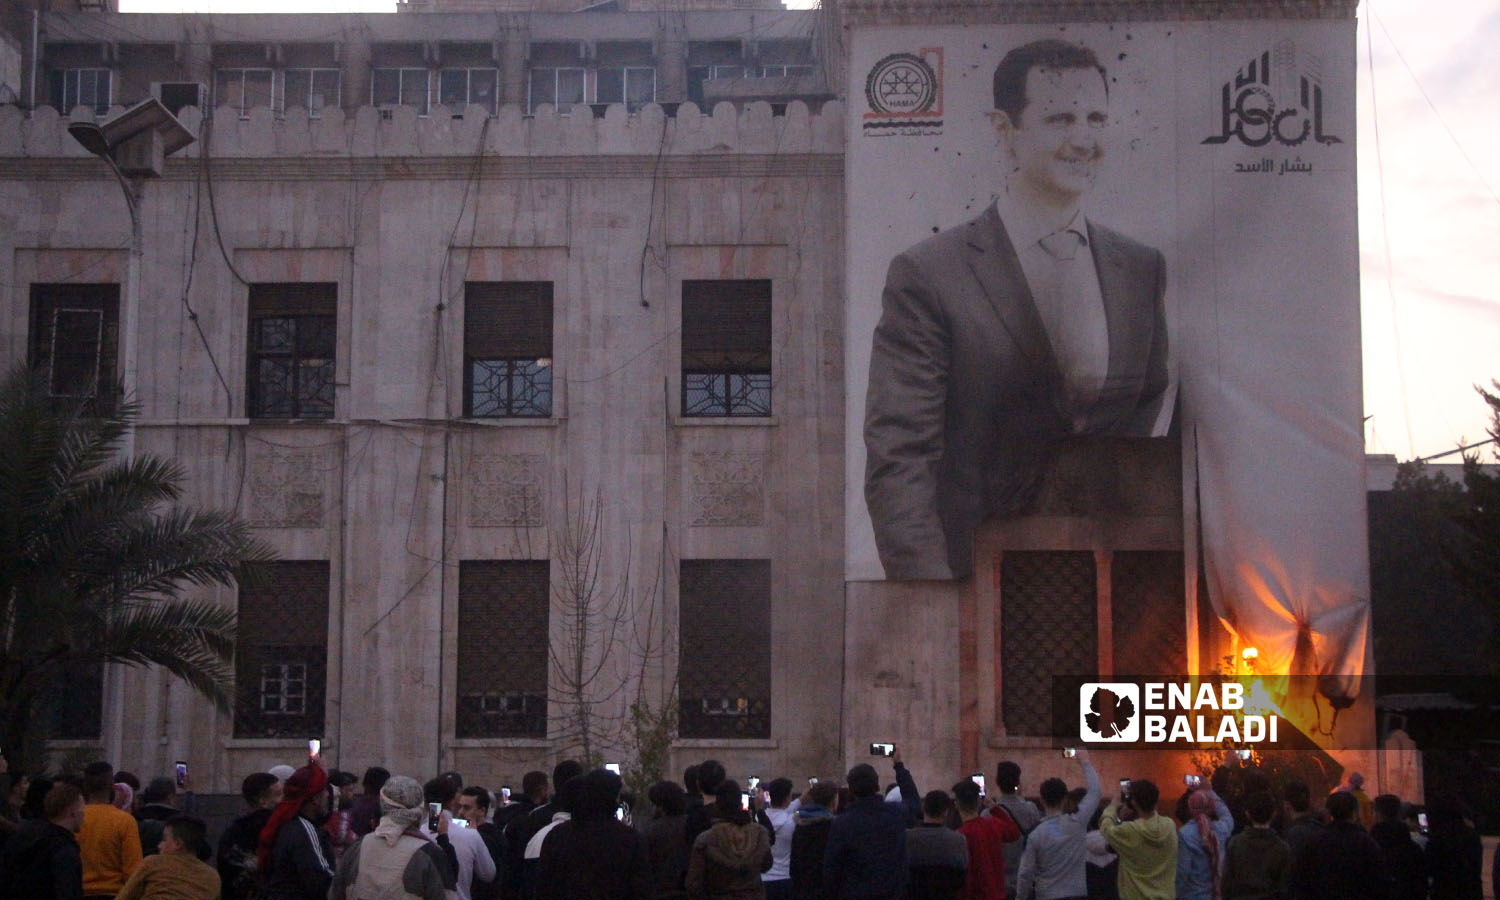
[548,481,672,772]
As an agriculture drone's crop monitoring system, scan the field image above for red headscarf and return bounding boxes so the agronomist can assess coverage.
[257,763,329,873]
[1188,789,1223,900]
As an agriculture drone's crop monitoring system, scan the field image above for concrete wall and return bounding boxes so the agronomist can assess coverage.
[0,99,846,791]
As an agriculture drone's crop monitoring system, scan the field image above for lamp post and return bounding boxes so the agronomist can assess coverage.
[65,98,195,417]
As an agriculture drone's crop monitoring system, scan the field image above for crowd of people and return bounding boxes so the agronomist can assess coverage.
[0,747,1492,900]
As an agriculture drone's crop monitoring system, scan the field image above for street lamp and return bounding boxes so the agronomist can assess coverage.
[66,97,195,412]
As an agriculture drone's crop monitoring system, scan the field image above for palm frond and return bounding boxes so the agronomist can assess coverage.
[92,598,238,709]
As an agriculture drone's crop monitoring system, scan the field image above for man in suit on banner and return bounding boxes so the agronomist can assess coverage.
[864,39,1172,581]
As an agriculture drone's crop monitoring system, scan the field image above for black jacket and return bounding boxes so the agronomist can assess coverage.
[1289,820,1388,900]
[0,819,83,900]
[218,808,273,900]
[1425,823,1482,900]
[472,821,507,900]
[535,817,650,900]
[262,814,337,900]
[1370,820,1427,900]
[789,816,833,900]
[504,801,558,900]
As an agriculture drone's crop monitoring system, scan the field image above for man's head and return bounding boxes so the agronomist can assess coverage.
[767,778,794,809]
[648,780,687,816]
[951,779,981,815]
[424,777,458,813]
[1039,777,1069,812]
[160,815,206,856]
[1245,791,1277,827]
[522,770,549,804]
[45,782,86,833]
[141,776,177,808]
[456,786,490,824]
[1326,790,1357,823]
[552,760,584,799]
[995,761,1022,795]
[1373,793,1402,824]
[846,764,881,800]
[242,772,281,810]
[1126,779,1159,816]
[921,790,953,823]
[82,763,115,803]
[807,781,838,810]
[990,39,1109,207]
[1281,779,1311,815]
[361,766,391,797]
[697,760,726,796]
[331,770,359,804]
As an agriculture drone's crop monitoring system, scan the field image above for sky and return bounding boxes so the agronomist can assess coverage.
[115,0,1500,462]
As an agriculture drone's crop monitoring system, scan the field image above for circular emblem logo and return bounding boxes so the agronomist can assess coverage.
[865,53,937,115]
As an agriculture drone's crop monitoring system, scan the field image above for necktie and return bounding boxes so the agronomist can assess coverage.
[1031,227,1107,430]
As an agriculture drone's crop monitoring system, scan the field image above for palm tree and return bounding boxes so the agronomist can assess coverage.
[0,366,275,771]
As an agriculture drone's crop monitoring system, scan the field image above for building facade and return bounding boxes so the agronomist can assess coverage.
[1,0,1371,795]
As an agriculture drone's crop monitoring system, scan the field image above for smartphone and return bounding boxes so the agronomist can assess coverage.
[1237,748,1252,761]
[1417,812,1429,834]
[869,742,894,757]
[762,790,771,806]
[427,802,441,831]
[808,777,818,785]
[309,738,321,759]
[740,792,751,811]
[1184,774,1202,788]
[748,776,760,790]
[970,773,985,797]
[1061,748,1077,759]
[451,818,468,829]
[615,805,626,822]
[604,763,621,775]
[1120,778,1132,799]
[501,786,512,801]
[174,761,188,788]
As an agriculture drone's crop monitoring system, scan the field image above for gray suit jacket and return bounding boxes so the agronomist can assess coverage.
[863,202,1170,580]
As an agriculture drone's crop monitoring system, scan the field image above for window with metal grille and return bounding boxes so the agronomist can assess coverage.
[527,67,585,113]
[678,560,771,739]
[438,68,498,115]
[1111,551,1187,678]
[282,68,340,117]
[28,283,120,412]
[247,283,336,419]
[464,282,553,418]
[1000,551,1098,737]
[457,561,550,738]
[372,67,430,115]
[235,561,329,738]
[594,66,656,111]
[681,280,772,418]
[48,68,111,114]
[214,68,274,119]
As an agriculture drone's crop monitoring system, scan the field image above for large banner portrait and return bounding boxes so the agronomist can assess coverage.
[845,22,1369,686]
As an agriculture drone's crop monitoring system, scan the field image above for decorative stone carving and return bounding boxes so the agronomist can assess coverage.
[689,451,766,527]
[248,448,326,528]
[468,453,546,527]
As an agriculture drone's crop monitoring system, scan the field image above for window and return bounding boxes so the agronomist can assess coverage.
[457,561,550,738]
[527,67,585,113]
[759,64,815,78]
[679,560,771,739]
[372,67,430,115]
[28,283,120,411]
[235,561,329,738]
[464,282,553,418]
[283,68,340,116]
[438,68,498,115]
[595,66,656,111]
[48,68,111,114]
[999,552,1099,737]
[247,283,336,419]
[215,68,274,119]
[681,279,772,417]
[1111,551,1186,678]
